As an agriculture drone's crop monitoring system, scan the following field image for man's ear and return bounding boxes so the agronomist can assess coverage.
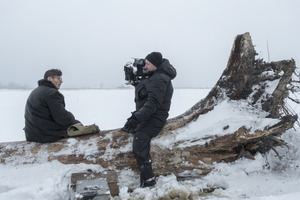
[47,77,52,81]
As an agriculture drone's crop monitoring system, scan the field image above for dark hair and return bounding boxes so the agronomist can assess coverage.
[44,69,62,79]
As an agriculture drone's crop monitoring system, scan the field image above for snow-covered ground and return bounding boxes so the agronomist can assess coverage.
[0,88,299,200]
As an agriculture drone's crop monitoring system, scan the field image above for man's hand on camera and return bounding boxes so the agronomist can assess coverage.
[121,112,138,134]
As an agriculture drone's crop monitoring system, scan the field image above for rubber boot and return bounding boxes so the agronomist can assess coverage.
[138,161,156,188]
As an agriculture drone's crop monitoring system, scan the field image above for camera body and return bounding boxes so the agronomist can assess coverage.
[124,58,148,85]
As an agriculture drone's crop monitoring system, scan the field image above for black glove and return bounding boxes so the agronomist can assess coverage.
[121,112,138,134]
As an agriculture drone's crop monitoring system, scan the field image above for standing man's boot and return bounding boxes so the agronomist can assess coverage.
[138,161,156,188]
[140,177,156,188]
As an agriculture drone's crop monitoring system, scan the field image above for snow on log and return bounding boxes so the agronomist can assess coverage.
[0,32,298,178]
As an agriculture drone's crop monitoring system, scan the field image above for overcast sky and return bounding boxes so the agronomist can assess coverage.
[0,0,299,88]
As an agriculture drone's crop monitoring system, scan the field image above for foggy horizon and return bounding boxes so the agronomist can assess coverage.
[1,0,299,89]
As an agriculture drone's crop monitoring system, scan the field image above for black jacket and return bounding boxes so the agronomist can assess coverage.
[134,59,176,134]
[24,80,79,143]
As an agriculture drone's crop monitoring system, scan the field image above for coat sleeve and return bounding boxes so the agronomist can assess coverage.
[134,76,169,121]
[46,91,79,126]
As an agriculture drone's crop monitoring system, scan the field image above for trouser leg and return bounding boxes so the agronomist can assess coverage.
[133,132,154,184]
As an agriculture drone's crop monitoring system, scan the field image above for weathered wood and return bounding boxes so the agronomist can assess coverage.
[69,170,119,199]
[0,32,298,178]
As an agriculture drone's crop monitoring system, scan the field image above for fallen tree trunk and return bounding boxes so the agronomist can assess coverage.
[0,32,298,177]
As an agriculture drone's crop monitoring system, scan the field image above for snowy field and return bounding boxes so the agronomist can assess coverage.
[0,88,299,200]
[0,88,206,142]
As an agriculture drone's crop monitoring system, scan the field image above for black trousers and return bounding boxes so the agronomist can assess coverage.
[133,132,153,181]
[133,118,165,181]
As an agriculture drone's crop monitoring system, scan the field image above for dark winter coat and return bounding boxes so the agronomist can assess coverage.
[134,59,176,137]
[24,80,79,143]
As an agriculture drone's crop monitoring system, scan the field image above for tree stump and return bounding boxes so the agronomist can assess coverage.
[0,32,298,178]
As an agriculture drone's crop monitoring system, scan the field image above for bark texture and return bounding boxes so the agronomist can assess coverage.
[0,32,298,178]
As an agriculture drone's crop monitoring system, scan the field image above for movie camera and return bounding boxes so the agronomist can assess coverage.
[124,58,148,85]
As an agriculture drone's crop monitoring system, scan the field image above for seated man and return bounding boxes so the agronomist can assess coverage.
[24,69,99,143]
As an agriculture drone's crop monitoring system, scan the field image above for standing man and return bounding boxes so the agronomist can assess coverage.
[24,69,99,143]
[122,52,176,188]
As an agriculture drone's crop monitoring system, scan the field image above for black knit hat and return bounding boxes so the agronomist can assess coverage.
[145,52,163,67]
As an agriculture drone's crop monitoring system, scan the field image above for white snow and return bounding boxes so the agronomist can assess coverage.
[154,99,280,148]
[0,88,299,200]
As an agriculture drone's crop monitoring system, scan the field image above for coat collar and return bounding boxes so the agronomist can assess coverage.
[38,79,57,89]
